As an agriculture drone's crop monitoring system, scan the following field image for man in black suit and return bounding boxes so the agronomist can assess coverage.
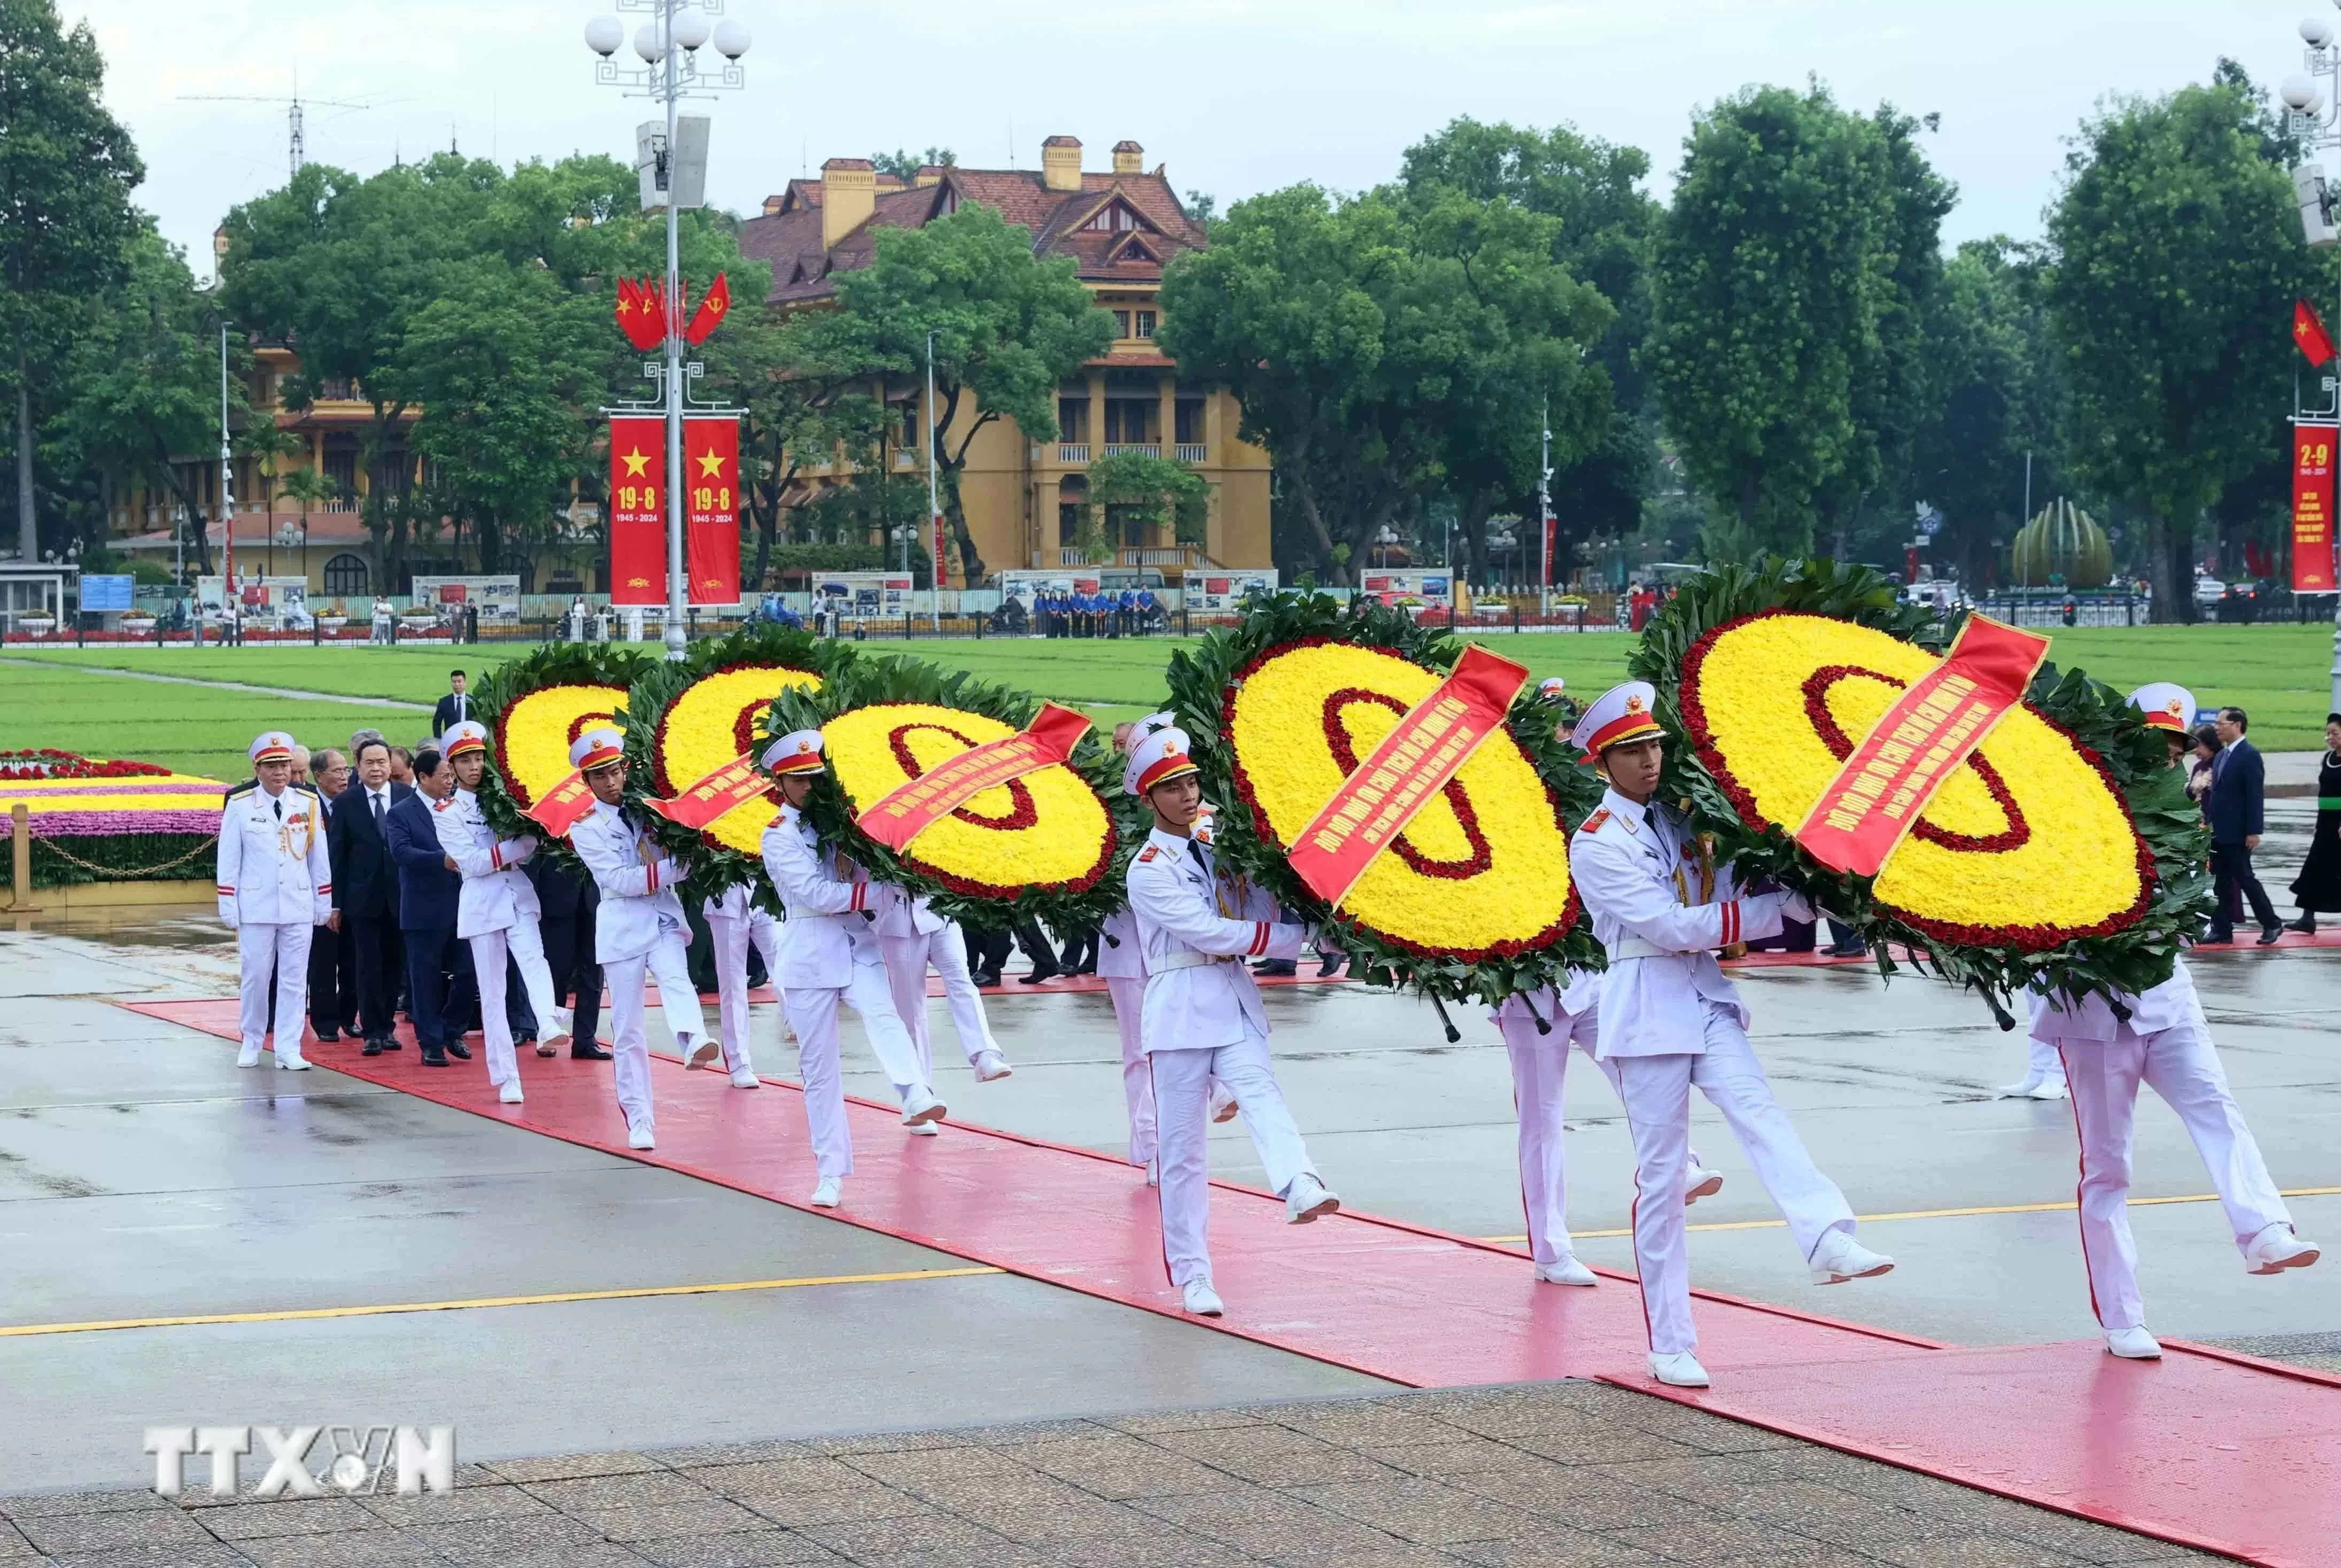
[306,747,359,1039]
[525,853,609,1059]
[328,738,413,1052]
[386,747,471,1067]
[430,670,474,738]
[2205,704,2282,945]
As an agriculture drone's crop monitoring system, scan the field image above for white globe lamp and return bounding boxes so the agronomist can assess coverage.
[583,14,623,55]
[712,19,750,58]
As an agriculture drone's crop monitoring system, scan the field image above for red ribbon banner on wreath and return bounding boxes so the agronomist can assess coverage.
[524,771,601,837]
[1792,614,2052,879]
[856,703,1095,852]
[1285,645,1532,909]
[648,755,769,830]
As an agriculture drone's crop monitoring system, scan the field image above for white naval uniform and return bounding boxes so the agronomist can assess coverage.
[432,786,562,1090]
[216,783,333,1066]
[1127,825,1318,1287]
[1570,788,1857,1356]
[761,805,931,1178]
[1097,907,1156,1168]
[1491,972,1606,1269]
[871,885,997,1082]
[703,883,777,1076]
[571,798,709,1135]
[2028,959,2293,1331]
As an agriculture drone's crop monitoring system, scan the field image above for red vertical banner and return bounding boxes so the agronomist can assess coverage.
[683,416,741,606]
[932,511,948,590]
[2292,421,2337,593]
[608,416,666,606]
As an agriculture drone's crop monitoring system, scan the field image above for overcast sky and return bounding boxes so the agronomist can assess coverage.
[73,0,2326,280]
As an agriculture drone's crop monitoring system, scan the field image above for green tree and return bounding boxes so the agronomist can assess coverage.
[870,147,955,180]
[1086,451,1212,554]
[786,204,1116,583]
[2045,79,2322,619]
[0,0,142,564]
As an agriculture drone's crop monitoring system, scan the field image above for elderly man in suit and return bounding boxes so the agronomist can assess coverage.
[328,738,414,1053]
[385,747,472,1068]
[2205,705,2282,945]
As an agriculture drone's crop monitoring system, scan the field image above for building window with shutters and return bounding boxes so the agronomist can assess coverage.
[1134,310,1156,339]
[1112,309,1131,338]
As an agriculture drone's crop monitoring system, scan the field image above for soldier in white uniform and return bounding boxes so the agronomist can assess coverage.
[430,721,571,1104]
[873,885,1013,1137]
[1569,681,1893,1388]
[703,882,776,1090]
[217,731,333,1070]
[758,730,946,1208]
[2027,683,2319,1360]
[1125,727,1339,1318]
[565,728,717,1148]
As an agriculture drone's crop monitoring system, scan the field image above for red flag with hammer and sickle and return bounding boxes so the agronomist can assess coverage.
[685,273,731,346]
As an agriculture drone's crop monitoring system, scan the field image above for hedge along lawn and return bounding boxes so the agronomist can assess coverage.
[2042,624,2336,748]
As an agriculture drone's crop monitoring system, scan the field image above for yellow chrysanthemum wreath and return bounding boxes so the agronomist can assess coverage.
[475,643,658,848]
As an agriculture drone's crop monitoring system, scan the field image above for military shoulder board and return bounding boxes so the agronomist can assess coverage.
[1137,846,1159,863]
[1579,809,1610,835]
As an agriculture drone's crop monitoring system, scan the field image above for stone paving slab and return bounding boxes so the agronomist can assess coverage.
[0,1384,2232,1568]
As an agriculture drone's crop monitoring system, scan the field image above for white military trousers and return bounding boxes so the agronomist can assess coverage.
[468,920,560,1091]
[1106,976,1156,1169]
[707,907,777,1075]
[238,922,313,1066]
[1613,1000,1856,1355]
[1498,1003,1609,1268]
[782,961,928,1180]
[1149,1023,1319,1288]
[880,922,996,1083]
[604,930,709,1135]
[2055,1020,2291,1331]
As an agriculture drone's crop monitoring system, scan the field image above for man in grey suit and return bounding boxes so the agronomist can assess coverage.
[2204,705,2281,945]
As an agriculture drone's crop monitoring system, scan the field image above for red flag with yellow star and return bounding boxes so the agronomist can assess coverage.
[608,416,666,605]
[684,272,731,346]
[615,278,665,352]
[683,415,741,605]
[2296,299,2336,367]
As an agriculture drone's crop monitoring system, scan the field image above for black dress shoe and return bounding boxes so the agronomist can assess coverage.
[2288,914,2317,934]
[2258,926,2284,945]
[420,1046,448,1067]
[1019,966,1061,984]
[571,1043,614,1060]
[1316,953,1346,978]
[2202,928,2234,944]
[313,1025,340,1043]
[379,1037,401,1050]
[446,1041,472,1060]
[361,1038,384,1057]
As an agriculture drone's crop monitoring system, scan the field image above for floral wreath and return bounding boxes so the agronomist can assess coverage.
[474,642,660,866]
[1162,591,1605,1006]
[626,625,859,912]
[1636,558,2210,1009]
[766,655,1125,932]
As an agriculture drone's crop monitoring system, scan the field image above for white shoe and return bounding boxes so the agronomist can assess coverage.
[2027,1078,2069,1100]
[1998,1073,2045,1098]
[681,1034,720,1070]
[1809,1230,1895,1285]
[2104,1326,2162,1360]
[900,1086,947,1127]
[809,1176,842,1208]
[1536,1256,1598,1287]
[1647,1350,1710,1387]
[236,1044,263,1068]
[626,1122,655,1151]
[1284,1173,1340,1224]
[2245,1223,2322,1275]
[1684,1162,1723,1204]
[728,1067,761,1089]
[1182,1280,1224,1317]
[498,1080,524,1105]
[1145,1156,1159,1188]
[276,1054,311,1072]
[539,1006,573,1054]
[906,1120,939,1136]
[973,1049,1013,1082]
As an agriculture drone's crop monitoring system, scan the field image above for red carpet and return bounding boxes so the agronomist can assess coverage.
[123,998,2338,1567]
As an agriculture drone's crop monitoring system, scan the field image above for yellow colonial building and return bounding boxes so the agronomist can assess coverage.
[737,135,1272,580]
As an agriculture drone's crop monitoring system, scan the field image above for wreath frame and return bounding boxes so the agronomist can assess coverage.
[766,654,1128,932]
[1634,557,2210,1009]
[474,641,658,873]
[1162,591,1605,1006]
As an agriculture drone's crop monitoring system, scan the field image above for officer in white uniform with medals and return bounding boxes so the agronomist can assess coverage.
[758,730,947,1208]
[566,728,717,1149]
[430,720,571,1103]
[873,884,1013,1136]
[218,731,334,1070]
[1125,727,1339,1318]
[703,883,776,1091]
[1569,682,1892,1388]
[2026,682,2319,1360]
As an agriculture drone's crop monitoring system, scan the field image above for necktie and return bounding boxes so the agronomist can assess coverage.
[273,797,282,821]
[371,791,384,825]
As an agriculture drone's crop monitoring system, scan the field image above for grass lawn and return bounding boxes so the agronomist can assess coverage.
[4,620,2331,780]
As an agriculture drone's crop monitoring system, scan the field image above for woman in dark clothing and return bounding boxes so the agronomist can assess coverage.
[2287,713,2341,934]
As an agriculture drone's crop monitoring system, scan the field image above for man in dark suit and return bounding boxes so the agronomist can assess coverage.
[306,747,359,1039]
[430,670,474,738]
[2206,705,2282,945]
[327,738,413,1052]
[525,853,609,1059]
[386,746,471,1067]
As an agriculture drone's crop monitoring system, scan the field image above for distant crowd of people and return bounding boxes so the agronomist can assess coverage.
[1034,587,1165,639]
[2181,706,2341,941]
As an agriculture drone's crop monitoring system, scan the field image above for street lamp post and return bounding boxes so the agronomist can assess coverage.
[584,1,750,662]
[2280,6,2341,709]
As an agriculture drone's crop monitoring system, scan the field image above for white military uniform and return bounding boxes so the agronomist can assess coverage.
[1572,783,1863,1357]
[1491,972,1603,1269]
[762,791,935,1182]
[571,790,712,1140]
[216,737,332,1069]
[1097,906,1156,1169]
[871,884,999,1081]
[703,883,777,1079]
[430,741,565,1093]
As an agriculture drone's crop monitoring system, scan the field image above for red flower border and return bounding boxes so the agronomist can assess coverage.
[1677,609,2154,953]
[0,748,169,781]
[1221,634,1580,963]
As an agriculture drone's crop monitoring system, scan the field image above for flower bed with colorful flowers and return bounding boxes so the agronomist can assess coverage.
[1637,558,2210,1008]
[0,749,172,781]
[474,642,660,861]
[1161,592,1604,1006]
[0,753,230,885]
[767,655,1125,932]
[627,626,857,912]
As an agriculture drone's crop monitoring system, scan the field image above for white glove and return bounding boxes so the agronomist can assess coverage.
[501,835,538,865]
[1780,890,1816,925]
